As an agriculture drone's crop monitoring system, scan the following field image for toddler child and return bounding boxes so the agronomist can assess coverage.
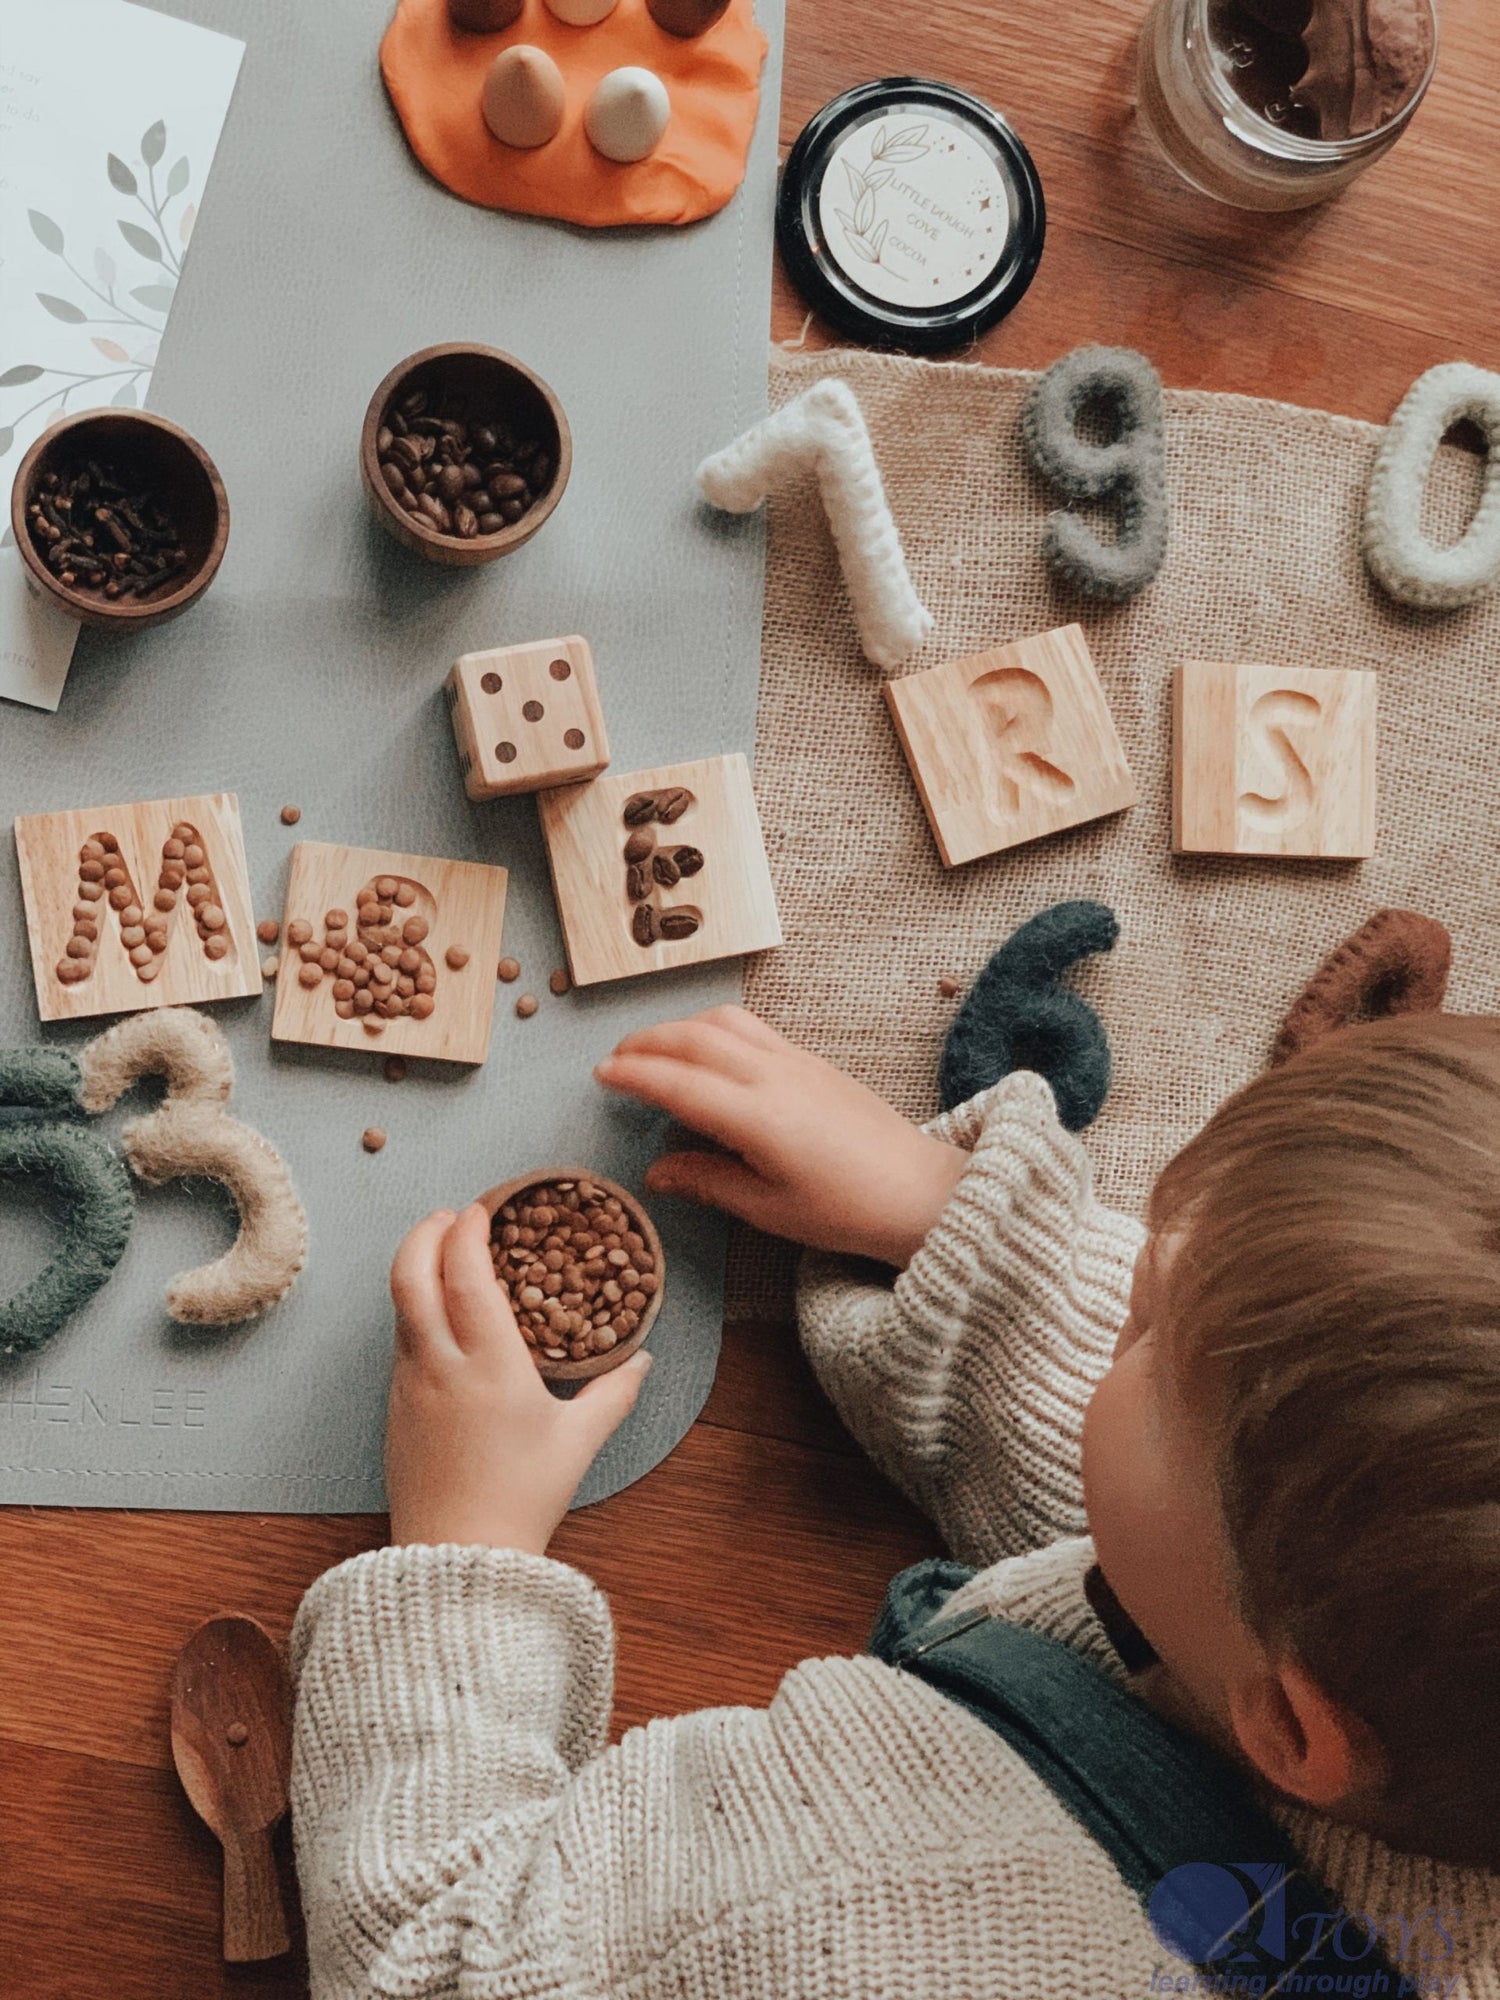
[290,1005,1500,1998]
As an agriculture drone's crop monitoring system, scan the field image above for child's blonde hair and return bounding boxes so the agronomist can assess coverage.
[1149,1013,1500,1867]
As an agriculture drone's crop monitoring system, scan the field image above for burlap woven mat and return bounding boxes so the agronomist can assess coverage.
[727,346,1500,1319]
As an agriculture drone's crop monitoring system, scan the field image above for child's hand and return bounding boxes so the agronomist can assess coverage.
[595,1007,969,1269]
[385,1204,651,1554]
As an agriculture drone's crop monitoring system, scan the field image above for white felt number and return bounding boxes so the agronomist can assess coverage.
[1364,362,1500,611]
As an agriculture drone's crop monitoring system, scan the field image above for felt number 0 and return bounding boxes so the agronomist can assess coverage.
[1363,362,1500,610]
[1021,346,1170,603]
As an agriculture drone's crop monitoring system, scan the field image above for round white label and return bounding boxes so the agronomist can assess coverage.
[817,110,1012,309]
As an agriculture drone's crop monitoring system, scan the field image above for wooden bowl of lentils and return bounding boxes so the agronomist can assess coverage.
[360,342,571,567]
[478,1169,664,1381]
[10,409,229,630]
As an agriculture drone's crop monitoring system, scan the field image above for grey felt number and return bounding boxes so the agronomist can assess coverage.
[939,900,1118,1130]
[1022,345,1169,602]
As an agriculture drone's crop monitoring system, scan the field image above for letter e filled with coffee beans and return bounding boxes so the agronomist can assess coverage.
[538,754,781,986]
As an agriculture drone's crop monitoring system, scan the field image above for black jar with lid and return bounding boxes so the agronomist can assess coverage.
[776,77,1046,353]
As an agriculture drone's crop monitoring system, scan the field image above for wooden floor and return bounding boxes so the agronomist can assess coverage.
[5,2,1499,1991]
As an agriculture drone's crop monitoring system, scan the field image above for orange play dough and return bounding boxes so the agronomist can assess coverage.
[381,0,768,227]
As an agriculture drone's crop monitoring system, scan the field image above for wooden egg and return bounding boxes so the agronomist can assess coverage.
[645,0,730,33]
[543,0,619,20]
[583,66,671,163]
[481,45,566,149]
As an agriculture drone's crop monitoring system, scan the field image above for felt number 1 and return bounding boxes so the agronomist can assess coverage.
[1022,345,1170,603]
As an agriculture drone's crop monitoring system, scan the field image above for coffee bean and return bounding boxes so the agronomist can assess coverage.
[623,792,659,826]
[656,787,694,824]
[376,400,549,542]
[626,862,652,903]
[623,827,655,864]
[652,852,680,888]
[632,904,659,947]
[673,845,704,877]
[659,909,700,940]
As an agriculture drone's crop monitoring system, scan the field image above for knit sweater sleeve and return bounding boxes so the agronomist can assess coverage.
[795,1070,1145,1569]
[289,1541,614,1998]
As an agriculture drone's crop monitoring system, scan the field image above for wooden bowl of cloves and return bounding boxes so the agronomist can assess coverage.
[11,409,230,630]
[360,343,572,568]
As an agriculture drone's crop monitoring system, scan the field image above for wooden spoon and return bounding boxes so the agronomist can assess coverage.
[170,1614,293,1962]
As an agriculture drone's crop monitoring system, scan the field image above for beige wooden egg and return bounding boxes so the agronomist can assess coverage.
[583,66,671,163]
[543,0,619,21]
[481,45,566,149]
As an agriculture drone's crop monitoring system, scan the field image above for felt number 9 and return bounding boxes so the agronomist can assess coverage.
[940,900,1118,1130]
[1022,346,1169,603]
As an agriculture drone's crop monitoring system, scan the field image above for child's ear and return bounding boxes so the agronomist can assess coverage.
[1226,1659,1386,1811]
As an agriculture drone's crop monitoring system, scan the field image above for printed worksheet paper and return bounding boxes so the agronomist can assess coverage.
[0,0,243,710]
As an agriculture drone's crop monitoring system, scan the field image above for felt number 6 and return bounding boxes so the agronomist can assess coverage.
[1022,346,1170,603]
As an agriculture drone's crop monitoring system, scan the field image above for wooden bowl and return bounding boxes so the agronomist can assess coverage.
[360,343,572,567]
[476,1167,664,1382]
[10,409,229,630]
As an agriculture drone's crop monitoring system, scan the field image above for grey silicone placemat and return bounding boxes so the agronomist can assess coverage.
[0,0,783,1510]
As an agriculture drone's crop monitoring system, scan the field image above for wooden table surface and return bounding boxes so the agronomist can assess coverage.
[5,2,1497,1991]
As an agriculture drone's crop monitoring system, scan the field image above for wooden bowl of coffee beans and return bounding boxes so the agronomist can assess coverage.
[479,1169,663,1381]
[360,343,572,568]
[11,409,229,629]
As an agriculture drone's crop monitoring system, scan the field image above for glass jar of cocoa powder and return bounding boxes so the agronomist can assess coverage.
[1136,0,1438,210]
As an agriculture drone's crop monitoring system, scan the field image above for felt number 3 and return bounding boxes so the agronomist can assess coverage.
[1022,346,1170,603]
[0,1047,133,1358]
[0,1010,306,1356]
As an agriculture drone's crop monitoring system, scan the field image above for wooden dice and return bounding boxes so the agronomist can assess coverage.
[446,635,610,800]
[884,625,1137,867]
[1172,661,1377,859]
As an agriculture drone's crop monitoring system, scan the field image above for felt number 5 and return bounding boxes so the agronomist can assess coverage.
[1022,345,1170,603]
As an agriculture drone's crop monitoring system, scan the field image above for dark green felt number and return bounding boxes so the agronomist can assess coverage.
[0,1049,134,1358]
[940,901,1118,1132]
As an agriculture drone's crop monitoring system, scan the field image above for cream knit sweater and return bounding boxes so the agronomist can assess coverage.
[291,1073,1500,1999]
